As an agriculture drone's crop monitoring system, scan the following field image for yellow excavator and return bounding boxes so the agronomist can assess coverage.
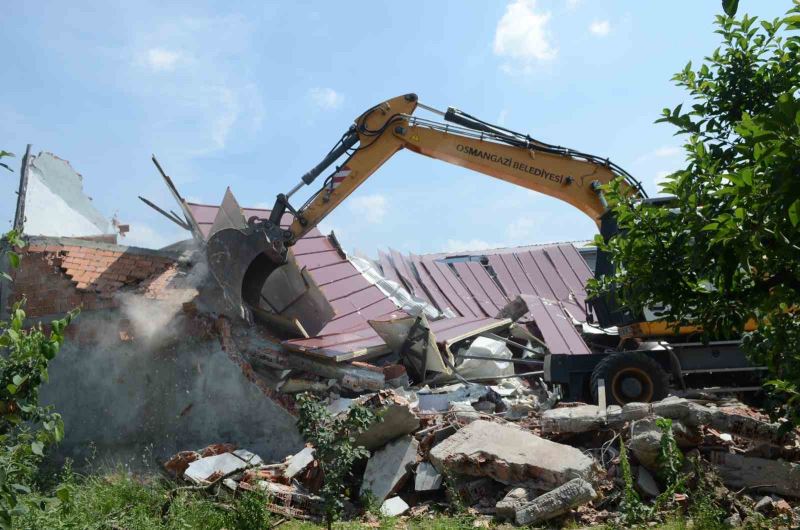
[206,93,761,404]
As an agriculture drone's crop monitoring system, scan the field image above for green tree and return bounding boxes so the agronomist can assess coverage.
[0,150,75,527]
[592,3,800,424]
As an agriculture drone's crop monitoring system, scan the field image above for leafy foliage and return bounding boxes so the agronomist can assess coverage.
[655,418,684,489]
[295,393,376,528]
[0,152,13,174]
[0,230,76,528]
[591,3,800,423]
[618,435,648,526]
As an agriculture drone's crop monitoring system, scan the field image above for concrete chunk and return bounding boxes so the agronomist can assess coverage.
[496,487,535,521]
[356,402,420,450]
[428,420,594,488]
[361,435,419,501]
[636,467,660,498]
[380,496,409,517]
[414,462,443,491]
[710,452,800,498]
[185,452,251,484]
[283,446,315,479]
[541,405,606,433]
[514,478,597,525]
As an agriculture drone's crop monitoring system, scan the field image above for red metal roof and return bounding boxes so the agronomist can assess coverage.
[379,243,592,323]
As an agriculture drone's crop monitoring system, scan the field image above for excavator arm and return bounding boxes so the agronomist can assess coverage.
[205,93,644,322]
[276,93,640,246]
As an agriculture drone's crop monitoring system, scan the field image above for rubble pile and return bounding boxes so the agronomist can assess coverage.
[163,390,800,526]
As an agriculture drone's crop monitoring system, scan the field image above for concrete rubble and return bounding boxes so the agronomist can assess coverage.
[428,420,594,487]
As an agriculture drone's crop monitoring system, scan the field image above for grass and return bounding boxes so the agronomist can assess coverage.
[12,471,499,530]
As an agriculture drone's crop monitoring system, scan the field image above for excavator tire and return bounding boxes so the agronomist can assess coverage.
[590,351,669,405]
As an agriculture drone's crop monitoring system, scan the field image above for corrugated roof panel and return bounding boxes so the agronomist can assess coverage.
[419,257,474,317]
[410,253,456,316]
[452,261,502,316]
[433,261,485,317]
[520,294,591,355]
[466,261,508,309]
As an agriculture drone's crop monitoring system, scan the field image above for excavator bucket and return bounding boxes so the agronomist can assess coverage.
[204,189,334,336]
[206,224,286,319]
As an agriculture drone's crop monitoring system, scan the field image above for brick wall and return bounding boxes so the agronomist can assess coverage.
[10,238,181,318]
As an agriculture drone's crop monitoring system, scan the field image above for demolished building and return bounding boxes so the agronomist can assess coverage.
[3,148,799,526]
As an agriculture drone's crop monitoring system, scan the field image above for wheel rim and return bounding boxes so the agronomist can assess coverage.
[610,366,655,403]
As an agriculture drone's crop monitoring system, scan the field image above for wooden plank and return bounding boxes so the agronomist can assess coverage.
[453,262,501,316]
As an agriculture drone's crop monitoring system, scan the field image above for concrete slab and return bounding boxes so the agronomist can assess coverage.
[356,402,420,451]
[185,452,250,484]
[515,478,597,525]
[414,462,443,491]
[380,496,410,517]
[361,435,419,501]
[284,446,315,479]
[428,420,593,488]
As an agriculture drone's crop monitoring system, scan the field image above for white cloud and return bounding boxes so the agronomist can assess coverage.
[506,215,538,241]
[442,239,504,253]
[144,48,182,72]
[494,0,557,70]
[589,20,611,37]
[128,15,264,156]
[348,194,387,224]
[309,87,344,110]
[653,145,681,157]
[497,109,509,126]
[634,145,683,164]
[654,170,673,188]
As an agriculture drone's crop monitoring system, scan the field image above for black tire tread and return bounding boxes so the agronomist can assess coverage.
[590,351,669,405]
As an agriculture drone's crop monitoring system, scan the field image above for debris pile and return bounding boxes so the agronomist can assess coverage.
[163,390,800,526]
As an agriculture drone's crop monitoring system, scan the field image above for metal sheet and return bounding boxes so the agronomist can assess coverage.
[433,260,485,317]
[377,250,403,286]
[419,257,473,317]
[465,261,508,309]
[283,315,511,362]
[389,248,432,305]
[520,294,591,355]
[452,261,502,315]
[410,254,456,316]
[486,254,521,297]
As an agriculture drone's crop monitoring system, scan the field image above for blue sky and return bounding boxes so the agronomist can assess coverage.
[1,1,790,254]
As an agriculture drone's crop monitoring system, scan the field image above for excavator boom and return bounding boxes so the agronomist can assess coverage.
[205,93,644,322]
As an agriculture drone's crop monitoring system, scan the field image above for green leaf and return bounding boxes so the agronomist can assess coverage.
[6,384,17,395]
[789,200,800,226]
[722,0,739,17]
[7,252,18,269]
[30,441,44,456]
[702,223,719,231]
